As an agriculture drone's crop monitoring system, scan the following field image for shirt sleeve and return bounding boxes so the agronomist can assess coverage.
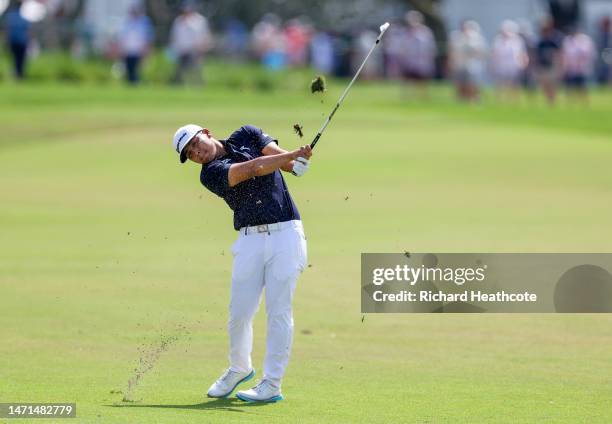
[200,159,231,198]
[243,125,277,151]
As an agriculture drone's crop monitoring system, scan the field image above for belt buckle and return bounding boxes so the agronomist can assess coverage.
[257,225,268,233]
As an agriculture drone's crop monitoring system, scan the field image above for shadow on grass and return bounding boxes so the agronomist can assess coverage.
[106,397,273,414]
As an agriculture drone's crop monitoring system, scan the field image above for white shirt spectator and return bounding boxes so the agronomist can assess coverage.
[382,24,407,78]
[491,33,528,80]
[562,32,595,76]
[252,19,283,58]
[403,24,437,76]
[450,23,488,76]
[170,11,212,56]
[354,30,382,78]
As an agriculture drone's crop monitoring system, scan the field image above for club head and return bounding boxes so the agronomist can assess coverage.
[379,22,390,34]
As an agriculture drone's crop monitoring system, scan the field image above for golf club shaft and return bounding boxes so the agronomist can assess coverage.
[311,23,390,149]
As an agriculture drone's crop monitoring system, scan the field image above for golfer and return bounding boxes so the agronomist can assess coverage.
[172,124,311,402]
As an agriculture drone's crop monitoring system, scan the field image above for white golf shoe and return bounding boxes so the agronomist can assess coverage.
[236,379,283,403]
[207,368,255,398]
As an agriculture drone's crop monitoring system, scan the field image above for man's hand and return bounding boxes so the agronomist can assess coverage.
[292,157,310,177]
[292,145,312,160]
[291,145,312,177]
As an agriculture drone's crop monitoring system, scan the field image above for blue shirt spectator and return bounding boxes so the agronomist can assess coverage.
[5,7,30,45]
[118,5,153,84]
[119,10,153,57]
[4,5,30,79]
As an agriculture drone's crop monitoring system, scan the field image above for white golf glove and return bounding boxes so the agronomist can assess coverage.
[291,157,310,177]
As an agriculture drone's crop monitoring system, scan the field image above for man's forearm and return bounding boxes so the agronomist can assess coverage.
[228,151,297,187]
[252,152,295,177]
[261,143,294,172]
[281,161,295,173]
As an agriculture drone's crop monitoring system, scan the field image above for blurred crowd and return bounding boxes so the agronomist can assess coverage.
[111,1,214,85]
[384,11,610,104]
[2,0,612,104]
[445,16,609,103]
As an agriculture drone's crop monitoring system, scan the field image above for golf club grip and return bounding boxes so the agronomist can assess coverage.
[310,133,322,149]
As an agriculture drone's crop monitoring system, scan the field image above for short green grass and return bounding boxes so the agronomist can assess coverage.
[1,80,612,423]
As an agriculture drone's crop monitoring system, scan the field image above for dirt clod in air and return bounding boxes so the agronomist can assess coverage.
[293,124,304,138]
[310,75,326,93]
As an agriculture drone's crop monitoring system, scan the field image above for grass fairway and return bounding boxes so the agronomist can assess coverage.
[1,81,612,423]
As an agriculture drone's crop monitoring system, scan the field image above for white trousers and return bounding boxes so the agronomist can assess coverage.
[228,220,307,388]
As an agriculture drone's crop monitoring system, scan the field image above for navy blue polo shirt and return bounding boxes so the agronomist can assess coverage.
[200,125,300,230]
[536,36,561,69]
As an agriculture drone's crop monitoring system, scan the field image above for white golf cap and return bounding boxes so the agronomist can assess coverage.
[173,124,203,163]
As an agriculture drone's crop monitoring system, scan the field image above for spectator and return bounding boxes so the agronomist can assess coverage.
[118,3,153,85]
[450,20,488,102]
[252,13,286,70]
[561,27,595,101]
[535,17,563,104]
[3,0,30,80]
[332,31,353,78]
[169,1,213,85]
[354,29,382,79]
[222,18,249,61]
[283,18,312,67]
[596,16,611,85]
[310,30,335,75]
[401,11,437,97]
[490,20,528,101]
[382,19,407,79]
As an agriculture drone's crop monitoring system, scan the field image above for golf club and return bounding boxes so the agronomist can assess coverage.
[310,22,390,150]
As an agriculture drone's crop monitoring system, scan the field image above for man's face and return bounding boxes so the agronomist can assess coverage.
[185,130,216,164]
